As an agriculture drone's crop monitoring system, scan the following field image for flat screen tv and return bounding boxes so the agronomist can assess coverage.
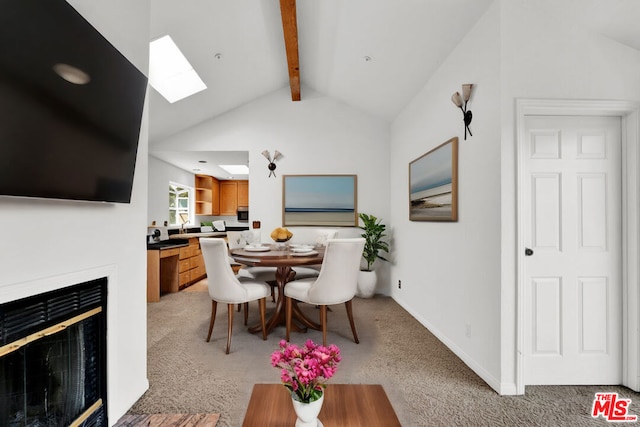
[0,0,148,203]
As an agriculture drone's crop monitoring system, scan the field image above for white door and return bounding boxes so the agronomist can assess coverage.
[523,115,622,385]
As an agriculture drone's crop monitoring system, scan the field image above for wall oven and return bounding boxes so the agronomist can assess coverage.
[237,206,249,222]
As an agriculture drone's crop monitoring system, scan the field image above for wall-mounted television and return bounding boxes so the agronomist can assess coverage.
[0,0,148,203]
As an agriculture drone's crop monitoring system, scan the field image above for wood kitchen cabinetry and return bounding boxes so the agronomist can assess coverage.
[196,175,245,216]
[220,181,237,216]
[237,180,249,206]
[220,180,248,216]
[212,177,220,215]
[147,238,206,302]
[195,174,214,215]
[179,238,206,288]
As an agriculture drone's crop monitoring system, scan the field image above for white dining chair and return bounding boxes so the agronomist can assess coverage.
[285,238,365,346]
[226,230,278,301]
[200,238,270,354]
[291,229,338,280]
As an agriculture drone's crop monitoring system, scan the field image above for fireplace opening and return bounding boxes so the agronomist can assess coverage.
[0,278,107,427]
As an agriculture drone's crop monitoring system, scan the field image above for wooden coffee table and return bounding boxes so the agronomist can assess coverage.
[242,384,401,426]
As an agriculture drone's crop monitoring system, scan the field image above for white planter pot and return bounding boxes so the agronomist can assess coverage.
[357,270,377,298]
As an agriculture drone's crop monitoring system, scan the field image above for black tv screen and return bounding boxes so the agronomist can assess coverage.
[0,0,148,203]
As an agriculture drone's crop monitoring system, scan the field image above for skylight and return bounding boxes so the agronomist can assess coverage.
[219,165,249,175]
[149,35,206,103]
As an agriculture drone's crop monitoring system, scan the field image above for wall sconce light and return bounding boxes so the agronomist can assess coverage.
[451,84,473,140]
[261,150,283,177]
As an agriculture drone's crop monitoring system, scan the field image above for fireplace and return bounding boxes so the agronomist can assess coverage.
[0,278,107,427]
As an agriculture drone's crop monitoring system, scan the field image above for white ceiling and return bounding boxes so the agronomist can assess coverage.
[147,0,640,174]
[152,150,249,179]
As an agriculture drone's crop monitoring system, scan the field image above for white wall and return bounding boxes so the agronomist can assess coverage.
[498,0,640,393]
[151,87,393,292]
[390,2,503,391]
[0,1,151,424]
[391,0,640,395]
[148,155,195,227]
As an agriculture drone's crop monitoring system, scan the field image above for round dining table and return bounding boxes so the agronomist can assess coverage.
[231,244,324,335]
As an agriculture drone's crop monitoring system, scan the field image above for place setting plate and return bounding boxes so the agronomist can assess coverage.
[244,245,271,252]
[290,245,315,253]
[291,250,318,257]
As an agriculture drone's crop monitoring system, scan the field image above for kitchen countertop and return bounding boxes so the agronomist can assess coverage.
[169,231,227,239]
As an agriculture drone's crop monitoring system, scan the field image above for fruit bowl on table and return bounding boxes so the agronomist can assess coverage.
[270,227,293,243]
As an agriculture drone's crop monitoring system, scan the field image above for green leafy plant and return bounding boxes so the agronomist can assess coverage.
[358,213,389,271]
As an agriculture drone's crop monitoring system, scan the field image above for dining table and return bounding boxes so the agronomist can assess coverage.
[231,243,324,335]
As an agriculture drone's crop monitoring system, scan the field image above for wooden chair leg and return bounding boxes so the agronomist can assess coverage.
[345,299,359,344]
[206,300,217,342]
[226,304,234,354]
[268,281,277,302]
[285,296,292,342]
[243,302,249,325]
[259,298,267,340]
[320,305,327,346]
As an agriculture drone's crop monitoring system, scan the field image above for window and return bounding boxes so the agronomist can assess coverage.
[169,182,193,226]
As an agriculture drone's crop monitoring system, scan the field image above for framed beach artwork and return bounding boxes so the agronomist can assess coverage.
[409,137,458,221]
[283,175,357,226]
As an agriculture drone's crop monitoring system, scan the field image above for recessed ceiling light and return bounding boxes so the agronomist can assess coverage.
[149,35,207,103]
[53,63,91,85]
[198,160,207,163]
[214,53,222,60]
[219,165,249,174]
[364,56,372,62]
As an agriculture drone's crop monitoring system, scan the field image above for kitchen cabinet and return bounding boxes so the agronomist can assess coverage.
[220,181,237,216]
[147,246,182,302]
[212,177,220,215]
[196,174,245,216]
[179,238,206,288]
[147,238,205,302]
[220,180,249,215]
[237,180,249,206]
[195,174,213,215]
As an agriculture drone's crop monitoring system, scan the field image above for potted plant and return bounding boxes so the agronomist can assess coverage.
[357,213,389,298]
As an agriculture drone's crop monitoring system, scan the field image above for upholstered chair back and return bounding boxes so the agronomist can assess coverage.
[200,238,249,303]
[307,238,365,305]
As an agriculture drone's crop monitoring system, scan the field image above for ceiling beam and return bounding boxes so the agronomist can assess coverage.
[279,0,300,101]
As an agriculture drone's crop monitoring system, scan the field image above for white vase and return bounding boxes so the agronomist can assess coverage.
[357,269,377,298]
[291,393,324,427]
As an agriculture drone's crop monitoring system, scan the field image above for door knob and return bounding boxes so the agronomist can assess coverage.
[525,248,534,256]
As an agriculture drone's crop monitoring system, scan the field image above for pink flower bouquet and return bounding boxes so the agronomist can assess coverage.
[271,339,341,403]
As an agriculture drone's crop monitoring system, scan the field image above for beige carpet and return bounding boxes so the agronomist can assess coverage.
[128,283,639,426]
[182,280,208,292]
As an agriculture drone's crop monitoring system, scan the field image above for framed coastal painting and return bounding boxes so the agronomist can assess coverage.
[409,137,458,221]
[283,175,357,226]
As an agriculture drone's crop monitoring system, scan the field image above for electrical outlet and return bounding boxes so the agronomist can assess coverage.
[398,280,402,289]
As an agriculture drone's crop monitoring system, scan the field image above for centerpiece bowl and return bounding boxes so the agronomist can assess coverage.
[270,227,293,243]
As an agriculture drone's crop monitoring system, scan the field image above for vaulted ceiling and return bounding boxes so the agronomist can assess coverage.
[148,0,640,145]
